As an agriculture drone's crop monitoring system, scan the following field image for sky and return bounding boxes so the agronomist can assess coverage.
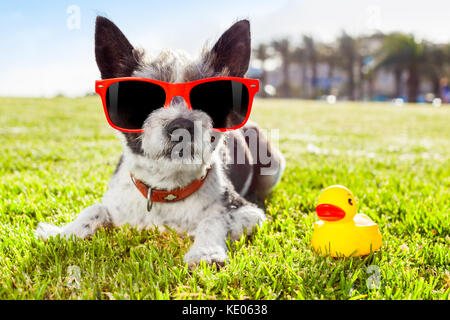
[0,0,449,97]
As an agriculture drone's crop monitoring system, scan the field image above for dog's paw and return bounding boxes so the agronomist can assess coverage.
[251,207,267,227]
[184,246,227,269]
[35,222,62,240]
[228,206,266,240]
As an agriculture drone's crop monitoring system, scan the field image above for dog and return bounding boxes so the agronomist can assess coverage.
[35,16,285,267]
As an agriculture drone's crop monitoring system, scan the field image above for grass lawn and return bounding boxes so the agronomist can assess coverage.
[0,96,449,300]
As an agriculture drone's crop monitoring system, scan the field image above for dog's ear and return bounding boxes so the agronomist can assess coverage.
[208,20,251,77]
[95,16,141,79]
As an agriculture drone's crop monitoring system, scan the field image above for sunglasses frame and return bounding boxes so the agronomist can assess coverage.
[95,77,260,133]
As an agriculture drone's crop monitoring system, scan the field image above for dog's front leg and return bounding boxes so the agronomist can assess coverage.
[35,203,113,240]
[226,205,266,241]
[184,216,229,268]
[183,205,266,268]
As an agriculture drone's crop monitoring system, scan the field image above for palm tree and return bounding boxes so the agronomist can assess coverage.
[272,39,292,97]
[303,35,318,99]
[338,32,357,100]
[253,43,271,97]
[422,43,449,98]
[356,34,384,100]
[291,46,308,98]
[318,43,339,95]
[376,33,424,102]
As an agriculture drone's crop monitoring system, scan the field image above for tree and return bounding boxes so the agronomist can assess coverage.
[253,43,271,97]
[376,33,424,102]
[422,43,449,98]
[272,39,292,97]
[374,34,404,98]
[318,43,339,95]
[291,46,308,98]
[303,35,318,99]
[356,33,384,100]
[338,32,357,100]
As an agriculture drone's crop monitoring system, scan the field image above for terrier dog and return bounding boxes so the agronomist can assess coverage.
[35,16,285,267]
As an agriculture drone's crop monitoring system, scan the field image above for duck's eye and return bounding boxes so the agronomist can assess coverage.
[348,198,353,205]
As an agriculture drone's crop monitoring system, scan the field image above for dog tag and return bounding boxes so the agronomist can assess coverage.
[164,194,178,201]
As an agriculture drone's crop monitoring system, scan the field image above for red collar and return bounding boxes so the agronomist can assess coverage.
[130,169,210,211]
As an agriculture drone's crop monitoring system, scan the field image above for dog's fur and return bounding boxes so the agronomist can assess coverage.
[35,17,285,267]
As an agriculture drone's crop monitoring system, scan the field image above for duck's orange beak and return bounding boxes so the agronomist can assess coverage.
[316,204,346,221]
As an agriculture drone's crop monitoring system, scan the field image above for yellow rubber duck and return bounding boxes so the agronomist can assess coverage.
[311,185,382,257]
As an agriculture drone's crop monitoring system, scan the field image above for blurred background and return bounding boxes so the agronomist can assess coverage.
[0,0,449,105]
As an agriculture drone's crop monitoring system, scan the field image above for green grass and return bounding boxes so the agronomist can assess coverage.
[0,96,449,300]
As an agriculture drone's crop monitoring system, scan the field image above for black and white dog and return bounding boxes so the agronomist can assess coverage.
[36,17,285,267]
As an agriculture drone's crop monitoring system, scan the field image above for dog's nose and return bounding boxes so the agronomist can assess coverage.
[166,118,195,137]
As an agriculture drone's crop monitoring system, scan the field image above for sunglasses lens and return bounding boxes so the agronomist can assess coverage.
[106,81,166,130]
[189,80,250,129]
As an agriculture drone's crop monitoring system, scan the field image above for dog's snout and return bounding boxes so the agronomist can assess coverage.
[166,118,195,136]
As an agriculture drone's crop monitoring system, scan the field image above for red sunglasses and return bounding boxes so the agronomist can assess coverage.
[95,77,259,132]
